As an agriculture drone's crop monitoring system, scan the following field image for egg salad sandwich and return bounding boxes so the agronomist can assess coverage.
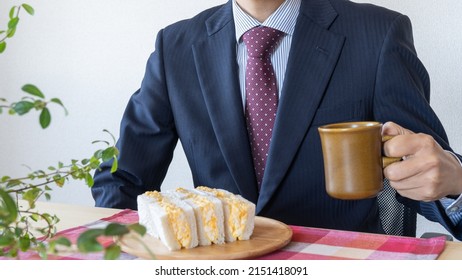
[196,186,256,242]
[167,187,225,246]
[137,191,199,251]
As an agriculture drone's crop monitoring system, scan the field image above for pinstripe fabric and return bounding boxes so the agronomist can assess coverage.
[233,0,462,226]
[233,0,301,107]
[440,153,462,224]
[91,0,462,240]
[441,198,462,225]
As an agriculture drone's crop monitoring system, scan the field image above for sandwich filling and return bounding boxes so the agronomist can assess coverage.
[175,188,219,243]
[145,191,192,248]
[197,187,248,240]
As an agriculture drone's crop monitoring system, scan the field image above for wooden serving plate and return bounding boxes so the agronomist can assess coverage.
[119,216,292,260]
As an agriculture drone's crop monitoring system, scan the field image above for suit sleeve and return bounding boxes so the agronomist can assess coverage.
[373,14,462,239]
[91,30,178,210]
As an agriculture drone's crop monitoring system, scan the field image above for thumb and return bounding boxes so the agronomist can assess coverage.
[382,121,414,136]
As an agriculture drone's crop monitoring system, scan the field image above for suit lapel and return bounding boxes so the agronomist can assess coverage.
[192,2,259,202]
[257,0,346,212]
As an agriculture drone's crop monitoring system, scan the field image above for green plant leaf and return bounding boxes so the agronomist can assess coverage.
[50,98,68,115]
[0,42,6,53]
[127,223,147,236]
[22,187,41,202]
[84,173,94,187]
[21,4,35,15]
[1,176,11,182]
[33,100,46,110]
[0,235,15,246]
[41,213,54,225]
[19,235,31,252]
[104,244,121,260]
[103,129,117,144]
[89,156,101,169]
[39,107,51,128]
[110,157,118,173]
[30,213,39,222]
[53,237,72,247]
[21,84,45,98]
[37,243,47,259]
[8,17,19,30]
[76,229,104,252]
[104,223,129,236]
[12,100,34,115]
[101,147,116,162]
[9,6,16,19]
[93,149,103,159]
[0,188,18,225]
[53,174,65,187]
[7,27,16,38]
[6,179,22,188]
[14,227,24,236]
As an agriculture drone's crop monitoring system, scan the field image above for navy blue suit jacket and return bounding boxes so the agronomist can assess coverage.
[92,0,462,238]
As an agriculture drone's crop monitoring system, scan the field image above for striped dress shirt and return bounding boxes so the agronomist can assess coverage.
[233,0,301,107]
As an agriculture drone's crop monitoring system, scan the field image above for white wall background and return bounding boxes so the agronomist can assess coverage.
[1,0,461,238]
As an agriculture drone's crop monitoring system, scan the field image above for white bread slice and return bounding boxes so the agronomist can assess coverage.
[137,194,159,238]
[196,186,255,242]
[137,191,199,251]
[167,187,225,246]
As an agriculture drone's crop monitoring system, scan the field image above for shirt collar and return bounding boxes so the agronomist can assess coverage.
[232,0,301,42]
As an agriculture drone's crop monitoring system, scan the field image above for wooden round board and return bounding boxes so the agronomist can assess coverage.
[119,216,292,260]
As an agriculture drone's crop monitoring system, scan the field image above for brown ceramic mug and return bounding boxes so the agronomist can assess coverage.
[318,121,401,200]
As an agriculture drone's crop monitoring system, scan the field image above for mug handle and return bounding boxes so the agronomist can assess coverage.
[382,135,401,168]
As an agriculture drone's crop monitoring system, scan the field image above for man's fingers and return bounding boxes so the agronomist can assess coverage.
[382,121,413,136]
[383,133,438,159]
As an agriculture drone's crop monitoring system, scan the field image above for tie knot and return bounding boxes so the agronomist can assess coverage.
[242,26,284,58]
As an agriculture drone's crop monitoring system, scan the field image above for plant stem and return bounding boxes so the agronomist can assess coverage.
[2,163,91,196]
[5,171,68,188]
[19,209,55,239]
[0,6,22,44]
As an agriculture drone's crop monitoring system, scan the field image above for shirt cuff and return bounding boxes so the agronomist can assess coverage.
[441,197,462,225]
[440,151,462,224]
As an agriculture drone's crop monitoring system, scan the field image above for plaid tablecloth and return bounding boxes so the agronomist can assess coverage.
[257,226,445,260]
[2,209,446,260]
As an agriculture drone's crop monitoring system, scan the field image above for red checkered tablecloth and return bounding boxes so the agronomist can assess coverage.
[1,209,446,260]
[257,226,445,260]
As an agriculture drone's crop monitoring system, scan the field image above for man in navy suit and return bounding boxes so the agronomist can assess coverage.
[92,0,462,239]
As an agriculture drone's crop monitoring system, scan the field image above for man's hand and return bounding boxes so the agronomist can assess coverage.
[382,122,462,201]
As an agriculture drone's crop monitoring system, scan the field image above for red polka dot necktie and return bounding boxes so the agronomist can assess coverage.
[243,26,284,189]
